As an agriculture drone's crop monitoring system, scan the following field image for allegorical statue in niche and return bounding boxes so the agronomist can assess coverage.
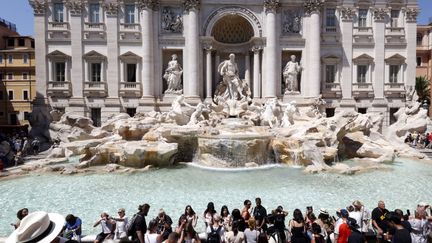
[217,53,245,100]
[163,54,183,94]
[283,55,302,93]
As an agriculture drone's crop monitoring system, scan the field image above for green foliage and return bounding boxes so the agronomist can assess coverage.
[415,76,430,102]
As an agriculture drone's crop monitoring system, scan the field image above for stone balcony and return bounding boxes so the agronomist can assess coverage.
[83,23,106,41]
[352,83,374,98]
[47,22,70,40]
[384,82,405,98]
[83,81,107,97]
[353,27,374,45]
[119,82,141,97]
[119,23,141,42]
[47,81,72,97]
[385,27,406,45]
[321,83,342,98]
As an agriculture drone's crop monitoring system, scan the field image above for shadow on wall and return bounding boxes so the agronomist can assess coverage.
[28,92,53,151]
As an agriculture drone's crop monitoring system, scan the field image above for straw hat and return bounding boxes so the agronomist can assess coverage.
[7,211,65,243]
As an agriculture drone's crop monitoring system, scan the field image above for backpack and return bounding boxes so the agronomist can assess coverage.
[126,213,142,237]
[207,226,221,243]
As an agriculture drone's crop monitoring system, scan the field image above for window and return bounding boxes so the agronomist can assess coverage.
[91,108,101,127]
[357,108,367,114]
[91,63,101,82]
[389,108,399,125]
[22,72,28,80]
[7,38,14,47]
[53,3,64,22]
[24,112,30,121]
[358,9,368,28]
[417,57,422,67]
[417,33,423,46]
[325,65,336,83]
[126,108,136,117]
[389,65,399,83]
[126,63,136,82]
[326,8,336,31]
[326,108,335,118]
[23,54,28,64]
[55,62,66,82]
[0,91,3,100]
[89,3,100,23]
[125,4,135,24]
[0,55,3,63]
[7,73,13,80]
[8,55,13,64]
[23,90,29,100]
[357,65,367,83]
[31,40,35,48]
[18,38,25,46]
[10,113,18,125]
[391,10,399,28]
[8,90,14,100]
[0,73,2,81]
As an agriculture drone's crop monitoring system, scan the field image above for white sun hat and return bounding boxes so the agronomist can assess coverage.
[7,211,65,243]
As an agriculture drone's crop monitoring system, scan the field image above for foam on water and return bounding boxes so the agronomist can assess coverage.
[0,159,431,237]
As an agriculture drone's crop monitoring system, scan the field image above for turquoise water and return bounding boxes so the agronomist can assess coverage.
[1,159,431,237]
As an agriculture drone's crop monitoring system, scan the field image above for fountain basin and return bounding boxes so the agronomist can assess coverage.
[196,118,273,167]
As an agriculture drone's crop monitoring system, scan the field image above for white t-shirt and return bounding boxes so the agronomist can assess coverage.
[145,233,160,243]
[243,228,258,243]
[101,220,114,234]
[225,231,245,243]
[334,218,343,235]
[116,216,129,239]
[349,211,362,230]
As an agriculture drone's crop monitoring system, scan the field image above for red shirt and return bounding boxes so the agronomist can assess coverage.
[337,223,351,243]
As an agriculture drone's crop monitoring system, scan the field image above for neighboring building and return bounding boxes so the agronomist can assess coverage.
[416,24,432,80]
[29,0,418,127]
[0,19,35,125]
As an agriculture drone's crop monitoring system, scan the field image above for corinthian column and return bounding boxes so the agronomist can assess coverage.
[263,0,281,98]
[183,0,201,99]
[140,0,158,98]
[304,0,322,97]
[204,44,213,98]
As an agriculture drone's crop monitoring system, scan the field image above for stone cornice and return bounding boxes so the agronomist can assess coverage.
[403,7,419,23]
[264,0,281,14]
[139,0,159,11]
[103,1,119,16]
[371,7,389,21]
[304,0,323,16]
[29,0,47,15]
[183,0,200,12]
[338,7,356,21]
[66,0,85,16]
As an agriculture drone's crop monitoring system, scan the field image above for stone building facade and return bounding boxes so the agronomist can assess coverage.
[29,0,418,126]
[0,19,36,125]
[416,24,432,80]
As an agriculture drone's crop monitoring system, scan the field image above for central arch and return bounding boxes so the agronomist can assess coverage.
[211,15,254,44]
[203,6,262,37]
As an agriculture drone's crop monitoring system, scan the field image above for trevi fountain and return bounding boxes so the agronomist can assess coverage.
[0,54,431,238]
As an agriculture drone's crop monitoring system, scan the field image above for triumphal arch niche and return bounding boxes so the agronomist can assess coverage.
[202,6,265,99]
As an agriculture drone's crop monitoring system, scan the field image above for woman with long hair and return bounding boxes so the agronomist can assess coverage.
[221,205,232,231]
[204,202,216,227]
[289,209,309,243]
[183,205,198,228]
[232,209,246,232]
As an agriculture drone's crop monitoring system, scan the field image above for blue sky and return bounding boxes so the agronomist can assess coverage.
[0,0,431,36]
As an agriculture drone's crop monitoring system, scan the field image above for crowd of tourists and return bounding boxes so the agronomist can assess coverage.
[0,131,41,171]
[8,199,432,243]
[404,131,432,149]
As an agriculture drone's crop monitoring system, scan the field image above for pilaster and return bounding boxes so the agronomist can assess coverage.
[68,1,84,99]
[183,0,201,99]
[104,1,120,98]
[372,7,389,99]
[404,7,419,87]
[263,0,281,98]
[339,6,355,99]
